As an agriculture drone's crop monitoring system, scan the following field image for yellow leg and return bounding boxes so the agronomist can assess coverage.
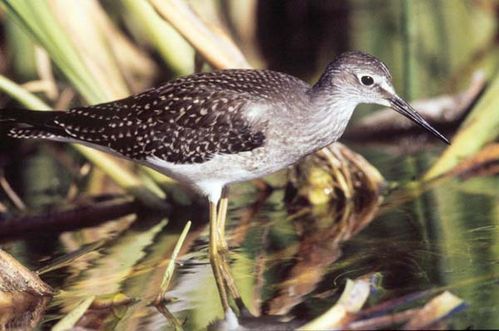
[214,190,242,303]
[209,201,229,312]
[217,195,229,251]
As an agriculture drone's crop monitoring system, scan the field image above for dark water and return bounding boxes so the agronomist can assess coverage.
[2,144,498,330]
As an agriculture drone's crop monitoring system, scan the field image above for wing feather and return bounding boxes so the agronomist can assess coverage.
[53,72,268,163]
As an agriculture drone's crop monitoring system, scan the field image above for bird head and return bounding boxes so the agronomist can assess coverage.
[322,51,449,144]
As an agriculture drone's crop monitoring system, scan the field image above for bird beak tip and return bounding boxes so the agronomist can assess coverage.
[388,96,450,146]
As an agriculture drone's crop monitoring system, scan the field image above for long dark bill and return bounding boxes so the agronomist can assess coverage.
[389,96,450,145]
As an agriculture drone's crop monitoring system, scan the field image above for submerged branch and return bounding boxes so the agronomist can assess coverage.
[0,197,141,241]
[0,249,53,295]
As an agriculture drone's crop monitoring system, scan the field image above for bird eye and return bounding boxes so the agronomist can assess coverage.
[360,75,374,86]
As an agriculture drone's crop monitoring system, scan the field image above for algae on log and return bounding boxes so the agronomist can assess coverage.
[287,143,385,206]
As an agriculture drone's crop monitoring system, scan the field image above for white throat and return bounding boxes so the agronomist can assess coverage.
[299,95,358,152]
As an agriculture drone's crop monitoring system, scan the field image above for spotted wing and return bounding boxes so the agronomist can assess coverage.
[52,79,266,164]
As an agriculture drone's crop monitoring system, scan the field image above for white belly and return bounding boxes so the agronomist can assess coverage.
[145,145,297,200]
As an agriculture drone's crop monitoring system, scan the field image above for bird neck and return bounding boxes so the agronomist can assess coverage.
[299,83,358,152]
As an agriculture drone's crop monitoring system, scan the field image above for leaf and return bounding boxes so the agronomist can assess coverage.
[403,291,464,330]
[52,296,95,331]
[122,0,194,76]
[156,220,192,303]
[425,73,499,179]
[298,278,370,330]
[149,0,251,69]
[1,0,106,102]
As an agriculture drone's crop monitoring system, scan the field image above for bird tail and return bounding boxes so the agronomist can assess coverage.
[0,108,67,140]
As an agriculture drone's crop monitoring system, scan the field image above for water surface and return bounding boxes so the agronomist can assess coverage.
[2,143,498,329]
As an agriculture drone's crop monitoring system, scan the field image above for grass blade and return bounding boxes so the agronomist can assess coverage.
[122,0,194,76]
[156,220,192,303]
[149,0,251,69]
[1,0,106,102]
[52,296,95,331]
[425,73,499,179]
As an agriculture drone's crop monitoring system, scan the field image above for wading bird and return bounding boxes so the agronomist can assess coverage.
[1,51,449,318]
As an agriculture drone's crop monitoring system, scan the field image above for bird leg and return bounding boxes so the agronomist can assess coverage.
[216,189,229,252]
[215,189,243,304]
[209,200,230,312]
[209,192,243,314]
